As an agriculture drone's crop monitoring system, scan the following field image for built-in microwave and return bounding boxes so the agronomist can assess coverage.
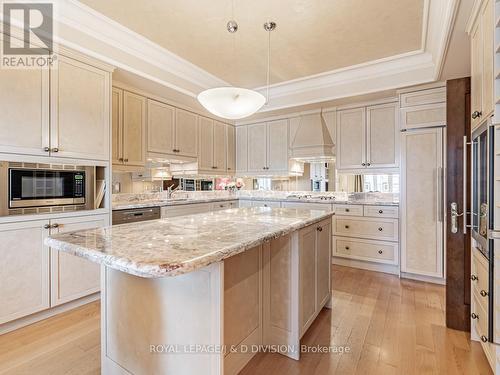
[9,168,86,208]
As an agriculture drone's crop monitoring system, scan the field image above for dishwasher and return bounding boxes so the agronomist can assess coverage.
[112,207,161,225]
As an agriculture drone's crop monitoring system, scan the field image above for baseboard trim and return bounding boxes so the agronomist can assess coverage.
[400,272,446,285]
[332,256,399,275]
[0,293,100,335]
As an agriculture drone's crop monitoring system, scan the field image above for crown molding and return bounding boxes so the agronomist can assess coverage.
[33,0,459,111]
[52,0,228,98]
[466,0,483,34]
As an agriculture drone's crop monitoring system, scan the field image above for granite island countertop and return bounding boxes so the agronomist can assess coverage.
[46,207,334,278]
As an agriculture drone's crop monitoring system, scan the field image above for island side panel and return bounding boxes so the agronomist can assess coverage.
[223,245,263,375]
[101,264,223,375]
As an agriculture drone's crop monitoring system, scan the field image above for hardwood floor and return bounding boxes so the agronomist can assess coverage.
[0,265,492,375]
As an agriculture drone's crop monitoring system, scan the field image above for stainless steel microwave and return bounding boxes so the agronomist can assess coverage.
[0,161,95,215]
[9,168,86,208]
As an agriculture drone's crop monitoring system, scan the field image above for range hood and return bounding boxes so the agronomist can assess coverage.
[291,111,335,162]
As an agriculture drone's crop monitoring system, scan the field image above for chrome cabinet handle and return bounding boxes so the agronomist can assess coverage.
[378,250,383,254]
[471,111,482,119]
[317,227,323,232]
[43,147,50,152]
[44,224,51,229]
[362,163,366,166]
[471,274,478,281]
[471,312,479,320]
[51,223,59,228]
[378,227,383,231]
[44,223,59,229]
[480,290,488,297]
[481,335,488,343]
[51,147,59,153]
[378,210,383,214]
[367,163,371,166]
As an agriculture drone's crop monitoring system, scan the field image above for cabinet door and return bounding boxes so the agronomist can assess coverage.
[316,220,331,311]
[111,88,123,164]
[299,225,317,335]
[51,55,110,160]
[50,215,107,306]
[213,121,227,171]
[0,220,49,324]
[267,119,288,172]
[471,21,483,131]
[227,125,236,173]
[147,99,175,155]
[123,91,146,166]
[198,116,214,170]
[401,128,444,278]
[366,102,398,168]
[175,109,198,158]
[336,108,366,170]
[247,123,268,172]
[0,62,49,156]
[236,126,248,173]
[481,0,494,120]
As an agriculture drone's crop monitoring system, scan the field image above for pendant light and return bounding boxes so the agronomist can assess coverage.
[197,9,276,120]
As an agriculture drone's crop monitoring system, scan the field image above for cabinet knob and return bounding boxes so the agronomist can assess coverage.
[378,210,383,214]
[43,224,51,229]
[367,163,371,166]
[119,158,124,162]
[317,227,323,232]
[124,158,129,162]
[212,166,217,169]
[481,335,488,343]
[471,274,478,281]
[228,168,231,170]
[345,225,349,229]
[51,147,59,153]
[43,147,50,152]
[345,208,350,212]
[471,111,482,119]
[471,312,479,320]
[362,163,366,166]
[51,223,59,229]
[378,227,383,231]
[378,250,383,254]
[345,246,350,250]
[480,290,488,297]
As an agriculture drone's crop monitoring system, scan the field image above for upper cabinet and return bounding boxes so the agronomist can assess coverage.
[336,102,398,171]
[226,125,236,173]
[50,55,110,161]
[112,88,146,167]
[470,0,494,130]
[175,109,199,158]
[244,119,289,174]
[0,51,112,161]
[197,117,228,173]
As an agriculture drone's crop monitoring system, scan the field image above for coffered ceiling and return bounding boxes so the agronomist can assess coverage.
[78,0,424,88]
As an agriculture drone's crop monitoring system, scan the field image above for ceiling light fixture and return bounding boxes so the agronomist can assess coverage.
[197,12,276,120]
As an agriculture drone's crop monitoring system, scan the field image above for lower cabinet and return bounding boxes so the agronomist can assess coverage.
[50,215,108,306]
[161,201,238,218]
[0,214,108,326]
[298,219,331,336]
[0,220,49,325]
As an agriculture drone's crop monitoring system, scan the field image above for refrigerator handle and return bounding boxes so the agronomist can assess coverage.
[438,167,444,223]
[463,135,469,234]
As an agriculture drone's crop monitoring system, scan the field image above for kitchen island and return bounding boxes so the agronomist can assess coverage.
[46,207,333,375]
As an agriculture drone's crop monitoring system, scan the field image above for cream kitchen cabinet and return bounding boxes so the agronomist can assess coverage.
[175,109,199,158]
[0,220,49,325]
[236,126,248,174]
[0,50,111,160]
[50,55,111,161]
[470,0,494,130]
[146,99,175,158]
[245,119,289,174]
[336,102,398,170]
[49,214,107,306]
[299,219,331,336]
[198,117,227,173]
[226,125,236,173]
[113,88,146,167]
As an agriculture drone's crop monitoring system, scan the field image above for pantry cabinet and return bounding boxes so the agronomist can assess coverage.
[244,119,289,174]
[470,0,494,130]
[336,102,398,171]
[0,50,111,160]
[50,55,110,161]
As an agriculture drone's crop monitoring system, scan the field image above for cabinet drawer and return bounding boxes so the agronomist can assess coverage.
[400,87,446,107]
[334,237,397,265]
[400,103,446,130]
[212,201,237,211]
[251,200,281,208]
[472,249,489,312]
[363,205,399,219]
[334,204,363,216]
[335,217,398,241]
[472,292,489,343]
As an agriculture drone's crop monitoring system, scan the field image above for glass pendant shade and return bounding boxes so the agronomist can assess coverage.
[197,87,266,120]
